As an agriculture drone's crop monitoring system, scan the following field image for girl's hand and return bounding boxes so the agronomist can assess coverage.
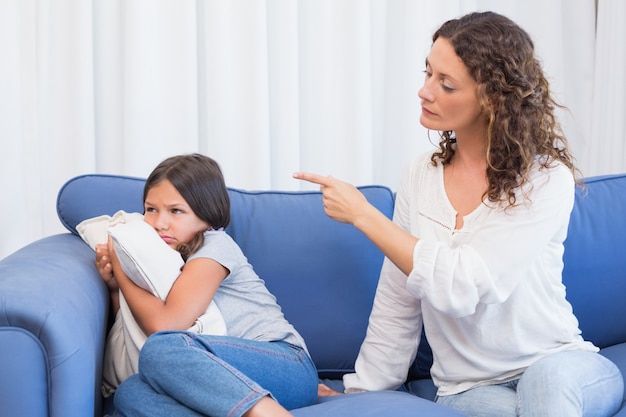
[293,172,370,225]
[95,239,119,292]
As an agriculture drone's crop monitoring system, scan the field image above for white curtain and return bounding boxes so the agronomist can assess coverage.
[1,0,617,260]
[586,0,626,175]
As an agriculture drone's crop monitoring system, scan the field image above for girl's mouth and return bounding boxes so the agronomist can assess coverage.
[160,235,175,244]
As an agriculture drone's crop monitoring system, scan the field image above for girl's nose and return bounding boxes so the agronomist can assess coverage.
[154,212,168,231]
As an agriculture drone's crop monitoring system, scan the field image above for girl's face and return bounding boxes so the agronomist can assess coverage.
[418,37,486,138]
[143,179,210,250]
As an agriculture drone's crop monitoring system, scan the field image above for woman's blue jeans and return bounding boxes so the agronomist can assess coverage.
[113,331,319,417]
[435,350,624,417]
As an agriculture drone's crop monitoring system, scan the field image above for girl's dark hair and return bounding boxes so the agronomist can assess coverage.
[430,11,579,207]
[144,153,230,259]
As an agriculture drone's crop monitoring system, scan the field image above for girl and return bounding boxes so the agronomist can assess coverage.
[96,153,318,417]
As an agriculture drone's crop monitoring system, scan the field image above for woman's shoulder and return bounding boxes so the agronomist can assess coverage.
[410,150,437,167]
[529,158,574,186]
[519,158,575,205]
[401,150,440,184]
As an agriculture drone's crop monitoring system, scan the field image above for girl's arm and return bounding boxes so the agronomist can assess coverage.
[107,237,226,335]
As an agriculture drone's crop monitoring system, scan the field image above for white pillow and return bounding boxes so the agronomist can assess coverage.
[76,210,144,250]
[77,211,183,298]
[77,211,227,394]
[107,220,183,299]
[104,218,227,335]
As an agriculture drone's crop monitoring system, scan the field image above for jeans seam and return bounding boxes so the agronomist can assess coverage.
[228,388,268,417]
[188,333,308,363]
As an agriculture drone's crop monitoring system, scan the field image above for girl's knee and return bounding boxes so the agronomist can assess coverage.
[114,374,142,415]
[139,331,186,371]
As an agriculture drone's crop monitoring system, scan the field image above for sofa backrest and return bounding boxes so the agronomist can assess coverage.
[57,172,626,380]
[57,174,395,378]
[226,188,394,377]
[562,173,626,349]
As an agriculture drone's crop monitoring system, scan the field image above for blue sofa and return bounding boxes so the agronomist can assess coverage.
[0,172,625,417]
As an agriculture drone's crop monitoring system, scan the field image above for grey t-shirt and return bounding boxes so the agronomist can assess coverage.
[188,230,307,352]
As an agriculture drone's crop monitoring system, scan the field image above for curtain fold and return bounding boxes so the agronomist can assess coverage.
[0,0,618,260]
[587,0,626,176]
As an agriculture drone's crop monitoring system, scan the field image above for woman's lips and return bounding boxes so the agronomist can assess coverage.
[421,106,435,116]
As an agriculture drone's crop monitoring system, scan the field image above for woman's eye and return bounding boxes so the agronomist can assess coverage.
[424,67,455,92]
[441,83,455,92]
[145,207,156,213]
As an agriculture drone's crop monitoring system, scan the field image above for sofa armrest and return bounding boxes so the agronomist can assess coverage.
[0,234,109,417]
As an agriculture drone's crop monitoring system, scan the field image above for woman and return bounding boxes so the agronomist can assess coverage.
[96,154,318,417]
[295,11,623,417]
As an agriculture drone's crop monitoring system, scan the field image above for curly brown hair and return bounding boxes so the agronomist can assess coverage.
[429,11,579,207]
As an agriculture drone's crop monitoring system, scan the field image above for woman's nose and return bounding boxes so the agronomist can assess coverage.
[418,81,434,102]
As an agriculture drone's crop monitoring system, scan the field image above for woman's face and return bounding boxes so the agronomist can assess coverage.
[143,179,210,250]
[418,37,486,138]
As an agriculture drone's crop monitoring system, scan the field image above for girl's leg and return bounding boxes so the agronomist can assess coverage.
[435,383,518,417]
[114,376,294,417]
[114,373,205,417]
[114,331,318,417]
[517,350,623,417]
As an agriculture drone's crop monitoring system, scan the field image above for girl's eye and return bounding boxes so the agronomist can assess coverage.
[145,207,156,213]
[423,70,432,78]
[171,208,183,214]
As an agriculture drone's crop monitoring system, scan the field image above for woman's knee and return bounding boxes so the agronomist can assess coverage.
[519,350,623,416]
[435,384,517,417]
[522,350,621,385]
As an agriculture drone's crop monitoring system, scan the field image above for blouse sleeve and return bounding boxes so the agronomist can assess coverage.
[343,162,424,392]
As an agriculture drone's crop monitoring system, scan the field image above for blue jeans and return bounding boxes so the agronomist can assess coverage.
[113,331,319,417]
[435,350,624,417]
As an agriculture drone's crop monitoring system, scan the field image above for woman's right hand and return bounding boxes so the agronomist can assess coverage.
[95,239,119,292]
[292,172,371,226]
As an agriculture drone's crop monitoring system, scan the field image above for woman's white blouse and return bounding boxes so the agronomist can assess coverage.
[343,151,597,396]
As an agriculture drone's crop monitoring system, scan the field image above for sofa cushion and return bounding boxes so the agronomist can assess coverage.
[563,174,626,348]
[58,174,146,235]
[223,187,395,377]
[291,391,465,417]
